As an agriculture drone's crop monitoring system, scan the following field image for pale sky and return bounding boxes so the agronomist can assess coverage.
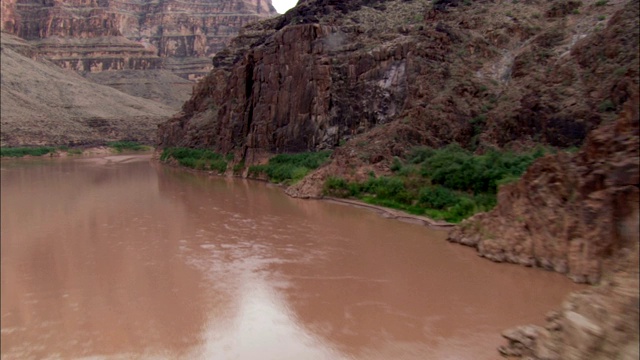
[271,0,297,13]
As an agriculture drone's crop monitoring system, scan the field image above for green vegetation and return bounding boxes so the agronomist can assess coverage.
[323,144,546,223]
[67,149,83,155]
[0,147,55,158]
[595,0,608,6]
[248,151,332,184]
[160,147,229,173]
[614,66,626,76]
[108,141,149,152]
[598,99,616,112]
[233,161,245,175]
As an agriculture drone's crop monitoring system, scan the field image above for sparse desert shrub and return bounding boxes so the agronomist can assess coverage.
[598,99,616,112]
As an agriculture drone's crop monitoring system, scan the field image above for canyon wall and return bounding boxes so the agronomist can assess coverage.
[1,0,277,80]
[158,0,638,173]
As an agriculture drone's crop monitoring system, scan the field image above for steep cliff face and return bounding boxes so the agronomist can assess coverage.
[158,0,638,170]
[448,95,639,284]
[2,0,277,79]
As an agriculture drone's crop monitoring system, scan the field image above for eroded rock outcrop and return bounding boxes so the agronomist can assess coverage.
[448,95,639,284]
[445,94,639,358]
[497,242,639,360]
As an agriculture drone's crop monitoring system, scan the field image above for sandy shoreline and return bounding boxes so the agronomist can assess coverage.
[323,197,455,228]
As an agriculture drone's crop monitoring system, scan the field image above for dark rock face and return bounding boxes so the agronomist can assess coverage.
[157,0,638,170]
[2,0,277,79]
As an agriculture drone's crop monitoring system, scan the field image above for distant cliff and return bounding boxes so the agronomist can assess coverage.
[1,0,277,80]
[0,33,175,146]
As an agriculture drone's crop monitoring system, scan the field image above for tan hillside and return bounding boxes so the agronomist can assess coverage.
[0,33,176,146]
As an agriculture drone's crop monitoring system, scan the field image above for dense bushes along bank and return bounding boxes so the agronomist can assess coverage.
[159,145,544,223]
[324,145,546,223]
[248,151,332,184]
[107,141,150,152]
[0,147,56,157]
[160,148,332,184]
[0,141,150,158]
[160,148,231,173]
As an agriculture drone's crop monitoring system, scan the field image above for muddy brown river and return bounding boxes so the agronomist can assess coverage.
[1,154,583,360]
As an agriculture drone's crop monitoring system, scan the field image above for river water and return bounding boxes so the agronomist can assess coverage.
[1,154,583,360]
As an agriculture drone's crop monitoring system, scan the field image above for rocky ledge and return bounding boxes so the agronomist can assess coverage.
[448,95,639,284]
[498,246,638,359]
[449,95,639,358]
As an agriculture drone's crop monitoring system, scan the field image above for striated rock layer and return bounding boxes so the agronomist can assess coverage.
[2,0,277,80]
[158,0,638,175]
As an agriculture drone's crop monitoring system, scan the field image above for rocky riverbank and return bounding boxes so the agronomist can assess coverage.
[449,95,639,358]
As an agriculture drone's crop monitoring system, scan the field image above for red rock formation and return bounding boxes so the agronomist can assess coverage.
[158,0,638,172]
[1,0,16,33]
[2,0,277,79]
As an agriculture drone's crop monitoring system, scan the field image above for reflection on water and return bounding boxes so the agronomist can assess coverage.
[1,155,583,360]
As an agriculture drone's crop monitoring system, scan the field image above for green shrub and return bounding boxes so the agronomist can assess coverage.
[0,147,55,157]
[248,151,331,184]
[108,141,147,152]
[324,176,350,197]
[248,164,267,177]
[322,144,544,222]
[407,146,435,164]
[233,161,245,175]
[420,145,543,194]
[447,197,476,222]
[390,157,403,172]
[595,0,608,6]
[598,99,616,112]
[209,160,228,173]
[160,147,228,173]
[418,186,460,210]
